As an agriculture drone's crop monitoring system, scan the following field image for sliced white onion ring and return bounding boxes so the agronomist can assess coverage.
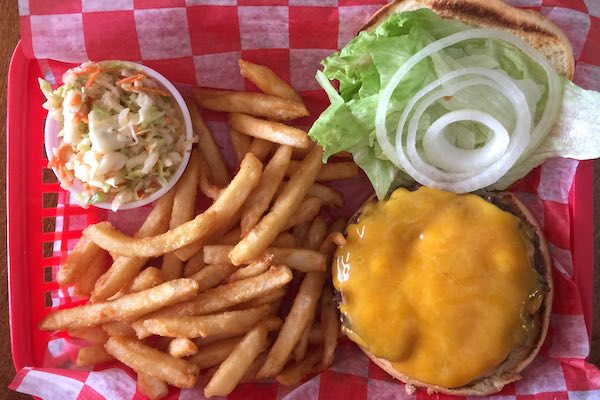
[375,28,562,193]
[423,109,509,173]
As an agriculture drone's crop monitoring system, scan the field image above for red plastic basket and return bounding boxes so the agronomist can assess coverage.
[6,37,595,376]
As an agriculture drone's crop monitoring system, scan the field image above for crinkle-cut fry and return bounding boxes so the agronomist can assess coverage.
[307,183,345,208]
[91,189,176,302]
[204,245,326,273]
[84,154,263,258]
[217,227,242,246]
[185,97,229,185]
[276,348,322,386]
[286,160,359,181]
[76,344,114,367]
[143,305,270,339]
[281,197,322,232]
[168,338,198,358]
[186,337,241,371]
[73,251,110,298]
[272,233,297,248]
[131,266,292,338]
[229,113,310,148]
[102,321,136,337]
[229,127,252,165]
[229,147,323,265]
[303,216,328,251]
[239,59,305,105]
[204,321,268,398]
[193,316,281,346]
[248,138,273,161]
[225,255,273,283]
[68,326,108,344]
[190,264,237,292]
[241,145,292,236]
[320,285,339,369]
[137,373,169,400]
[58,236,104,286]
[194,88,309,121]
[197,150,223,201]
[183,250,205,278]
[292,222,310,248]
[39,279,199,331]
[104,336,199,389]
[257,271,325,378]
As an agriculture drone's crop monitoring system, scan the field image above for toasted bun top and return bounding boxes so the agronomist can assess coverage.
[362,0,574,79]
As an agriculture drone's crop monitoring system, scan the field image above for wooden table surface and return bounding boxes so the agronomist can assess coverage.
[1,1,599,399]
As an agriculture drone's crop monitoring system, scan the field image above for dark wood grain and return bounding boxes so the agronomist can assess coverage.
[0,2,599,399]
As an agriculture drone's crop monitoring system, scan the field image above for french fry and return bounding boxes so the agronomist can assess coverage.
[104,337,199,389]
[286,160,358,181]
[307,184,345,208]
[132,266,292,338]
[241,352,268,383]
[292,222,310,248]
[193,316,281,346]
[204,322,268,398]
[183,250,205,278]
[73,250,110,298]
[194,88,309,121]
[91,189,176,302]
[320,285,339,369]
[281,197,322,231]
[190,264,237,292]
[204,245,326,273]
[239,59,305,104]
[102,321,136,337]
[293,321,313,362]
[229,113,310,149]
[308,325,324,345]
[76,344,114,367]
[233,288,286,311]
[225,255,273,283]
[162,149,202,280]
[197,150,223,201]
[58,236,104,286]
[217,227,242,245]
[144,305,270,339]
[272,233,297,248]
[248,138,273,161]
[257,271,325,378]
[241,145,292,236]
[186,97,230,185]
[127,267,164,293]
[39,279,199,331]
[319,218,347,256]
[137,373,169,400]
[229,147,323,265]
[187,337,240,371]
[84,154,263,258]
[304,216,328,251]
[68,326,109,344]
[291,140,316,160]
[276,349,322,386]
[229,128,252,164]
[168,338,198,358]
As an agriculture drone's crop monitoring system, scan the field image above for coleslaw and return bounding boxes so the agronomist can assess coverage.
[40,61,190,211]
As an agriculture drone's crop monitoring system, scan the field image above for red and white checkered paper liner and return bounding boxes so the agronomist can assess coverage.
[11,0,600,399]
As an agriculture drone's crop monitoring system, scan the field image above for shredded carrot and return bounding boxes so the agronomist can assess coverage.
[70,92,82,107]
[73,114,82,125]
[81,115,89,124]
[116,74,146,85]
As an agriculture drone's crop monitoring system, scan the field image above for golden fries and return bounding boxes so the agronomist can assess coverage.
[68,326,109,344]
[287,160,358,181]
[197,151,223,200]
[307,183,345,208]
[91,189,176,302]
[144,305,270,339]
[76,345,114,367]
[187,337,240,371]
[239,59,305,105]
[168,338,198,358]
[304,216,328,250]
[204,245,326,273]
[39,279,199,330]
[225,255,272,283]
[204,322,268,398]
[138,373,169,400]
[126,267,164,293]
[73,250,109,298]
[229,113,310,148]
[272,233,297,248]
[102,321,136,337]
[257,271,325,378]
[105,337,199,388]
[276,349,322,386]
[293,321,313,362]
[194,88,309,121]
[281,197,322,231]
[190,264,237,292]
[320,285,339,369]
[84,154,263,258]
[186,97,230,186]
[241,145,292,236]
[58,236,104,286]
[248,138,273,161]
[183,250,205,278]
[229,128,252,164]
[229,146,323,265]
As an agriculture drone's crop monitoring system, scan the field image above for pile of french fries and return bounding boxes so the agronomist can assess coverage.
[40,60,356,399]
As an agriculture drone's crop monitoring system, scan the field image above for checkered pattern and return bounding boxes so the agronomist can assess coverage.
[9,0,600,399]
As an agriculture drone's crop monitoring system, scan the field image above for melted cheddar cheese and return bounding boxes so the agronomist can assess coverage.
[334,187,542,388]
